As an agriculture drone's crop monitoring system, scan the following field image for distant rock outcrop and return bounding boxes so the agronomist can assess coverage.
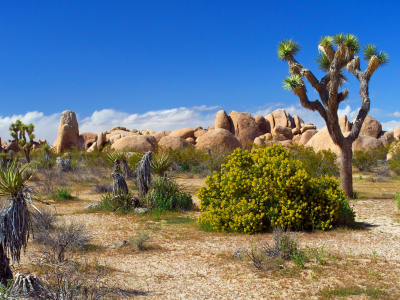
[53,110,80,153]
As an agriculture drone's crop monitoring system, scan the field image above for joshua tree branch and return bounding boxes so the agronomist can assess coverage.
[337,89,349,103]
[286,56,323,94]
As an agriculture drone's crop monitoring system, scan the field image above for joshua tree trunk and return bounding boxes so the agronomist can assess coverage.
[0,245,13,286]
[340,141,353,198]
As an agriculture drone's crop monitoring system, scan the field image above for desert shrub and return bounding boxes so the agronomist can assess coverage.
[352,146,387,172]
[130,230,150,251]
[95,192,114,212]
[144,176,193,210]
[197,144,354,233]
[127,151,144,171]
[31,207,57,231]
[395,192,400,210]
[288,143,339,177]
[51,187,73,201]
[387,141,400,175]
[92,183,113,193]
[35,221,91,262]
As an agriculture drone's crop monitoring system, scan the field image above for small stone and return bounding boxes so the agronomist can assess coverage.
[118,240,130,247]
[134,208,150,214]
[84,204,99,210]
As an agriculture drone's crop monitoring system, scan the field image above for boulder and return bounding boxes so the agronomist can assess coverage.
[279,140,293,147]
[306,126,383,155]
[299,130,318,145]
[53,110,80,153]
[229,111,260,144]
[292,135,302,144]
[130,129,139,133]
[292,128,301,135]
[339,115,351,133]
[111,135,157,152]
[394,127,400,140]
[272,133,288,142]
[378,131,395,146]
[253,137,265,146]
[255,115,271,135]
[186,137,195,145]
[195,128,242,151]
[194,126,203,131]
[147,129,155,134]
[97,132,107,151]
[141,130,149,135]
[1,140,6,147]
[5,142,20,152]
[215,110,231,131]
[169,128,195,139]
[293,115,304,129]
[112,126,128,131]
[300,124,317,134]
[152,131,171,142]
[265,114,275,130]
[272,109,288,127]
[208,126,215,131]
[194,129,207,138]
[359,116,382,138]
[259,133,272,141]
[286,113,295,129]
[78,132,97,150]
[159,136,194,150]
[87,141,98,152]
[273,125,293,140]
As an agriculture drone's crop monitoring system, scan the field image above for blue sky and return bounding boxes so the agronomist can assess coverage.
[0,0,399,142]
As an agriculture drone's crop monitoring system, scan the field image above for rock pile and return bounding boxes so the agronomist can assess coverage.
[23,109,393,155]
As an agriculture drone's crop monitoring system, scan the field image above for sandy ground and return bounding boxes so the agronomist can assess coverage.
[16,175,400,299]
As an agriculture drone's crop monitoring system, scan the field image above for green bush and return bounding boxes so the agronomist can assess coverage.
[151,152,172,176]
[395,192,400,210]
[352,146,387,172]
[288,143,339,177]
[387,141,400,175]
[145,176,193,211]
[51,188,73,201]
[197,144,354,233]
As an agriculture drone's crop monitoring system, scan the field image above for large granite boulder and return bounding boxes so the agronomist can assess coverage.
[272,109,288,127]
[169,128,195,139]
[53,110,80,153]
[158,136,194,150]
[215,110,231,131]
[359,116,382,138]
[152,131,171,142]
[273,125,293,140]
[111,135,157,152]
[255,115,271,135]
[306,126,383,154]
[378,131,395,146]
[195,128,242,151]
[78,132,97,150]
[229,111,260,145]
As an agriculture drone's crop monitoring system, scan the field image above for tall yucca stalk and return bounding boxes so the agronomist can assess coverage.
[0,161,33,285]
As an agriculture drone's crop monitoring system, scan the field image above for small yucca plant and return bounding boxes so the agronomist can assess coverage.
[150,153,172,177]
[0,161,35,285]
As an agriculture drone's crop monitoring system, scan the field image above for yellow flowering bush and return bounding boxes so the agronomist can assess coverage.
[197,144,354,233]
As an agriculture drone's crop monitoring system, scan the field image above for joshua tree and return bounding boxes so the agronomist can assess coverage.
[9,120,36,163]
[0,161,34,285]
[278,34,388,198]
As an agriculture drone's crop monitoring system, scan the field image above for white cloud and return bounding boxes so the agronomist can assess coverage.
[387,111,400,117]
[0,106,219,145]
[381,120,400,132]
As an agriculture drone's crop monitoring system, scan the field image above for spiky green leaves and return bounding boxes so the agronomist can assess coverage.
[320,36,333,47]
[316,53,331,72]
[362,44,389,67]
[283,74,306,96]
[343,34,360,53]
[278,40,301,61]
[0,161,32,197]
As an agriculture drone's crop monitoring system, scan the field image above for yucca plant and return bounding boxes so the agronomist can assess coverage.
[151,152,172,177]
[0,161,34,285]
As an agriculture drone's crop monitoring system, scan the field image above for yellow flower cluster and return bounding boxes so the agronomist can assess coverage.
[197,144,348,233]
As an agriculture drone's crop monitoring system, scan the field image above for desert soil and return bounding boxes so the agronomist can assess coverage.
[17,173,400,299]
